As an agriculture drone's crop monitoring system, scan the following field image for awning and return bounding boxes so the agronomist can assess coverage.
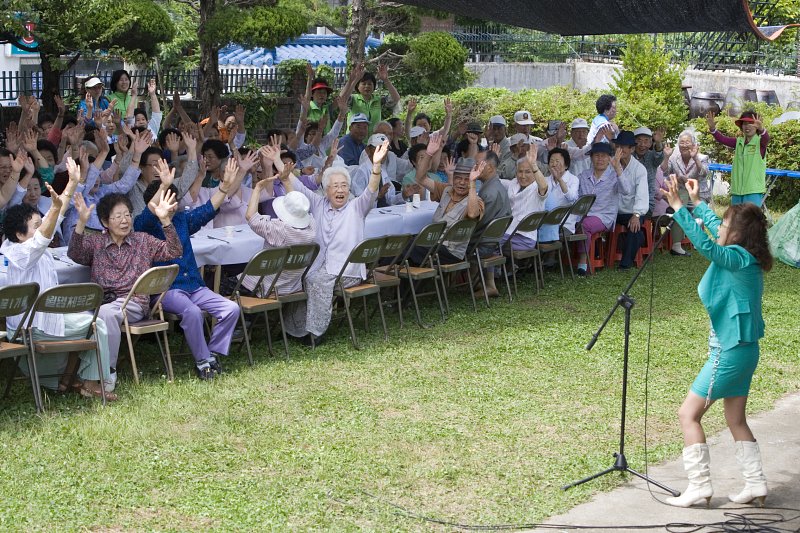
[394,0,797,40]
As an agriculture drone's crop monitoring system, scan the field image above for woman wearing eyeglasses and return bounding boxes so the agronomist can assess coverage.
[68,188,182,392]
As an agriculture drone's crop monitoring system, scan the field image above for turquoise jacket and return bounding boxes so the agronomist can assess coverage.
[673,202,765,351]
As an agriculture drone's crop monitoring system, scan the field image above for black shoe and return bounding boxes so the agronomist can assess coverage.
[195,365,214,381]
[208,359,223,376]
[577,268,587,277]
[297,333,326,347]
[670,249,691,257]
[617,264,632,272]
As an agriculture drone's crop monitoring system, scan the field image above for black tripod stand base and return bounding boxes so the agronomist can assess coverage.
[562,452,680,497]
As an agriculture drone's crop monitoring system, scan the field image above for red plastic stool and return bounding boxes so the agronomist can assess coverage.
[587,231,607,274]
[607,223,646,268]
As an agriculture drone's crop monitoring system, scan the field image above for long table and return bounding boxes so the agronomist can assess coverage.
[0,202,438,287]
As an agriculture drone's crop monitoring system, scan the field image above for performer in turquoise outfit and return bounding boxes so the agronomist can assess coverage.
[662,176,773,509]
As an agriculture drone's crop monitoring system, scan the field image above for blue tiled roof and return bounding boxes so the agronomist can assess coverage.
[218,34,382,67]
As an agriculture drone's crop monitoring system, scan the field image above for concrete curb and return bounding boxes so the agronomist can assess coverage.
[539,392,800,532]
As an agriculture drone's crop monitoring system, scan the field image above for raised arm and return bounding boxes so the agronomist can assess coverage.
[246,174,277,221]
[404,97,417,144]
[466,160,484,220]
[665,176,751,270]
[377,64,400,106]
[435,97,453,139]
[527,144,548,197]
[413,132,444,193]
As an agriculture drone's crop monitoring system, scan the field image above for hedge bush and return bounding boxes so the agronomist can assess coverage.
[398,88,799,210]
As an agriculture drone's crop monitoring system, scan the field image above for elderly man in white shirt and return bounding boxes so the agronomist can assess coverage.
[499,145,549,251]
[0,159,113,400]
[611,130,650,271]
[350,133,404,207]
[565,118,591,176]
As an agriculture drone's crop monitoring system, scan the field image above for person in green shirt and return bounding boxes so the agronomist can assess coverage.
[706,110,770,207]
[345,63,401,136]
[110,69,138,124]
[304,77,334,131]
[301,63,357,135]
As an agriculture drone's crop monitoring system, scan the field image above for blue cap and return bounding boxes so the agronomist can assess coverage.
[587,142,614,155]
[613,130,636,146]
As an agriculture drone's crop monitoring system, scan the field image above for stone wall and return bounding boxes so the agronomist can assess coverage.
[467,62,800,107]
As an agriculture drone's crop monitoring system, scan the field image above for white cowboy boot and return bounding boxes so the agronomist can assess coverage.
[728,440,768,506]
[665,443,713,508]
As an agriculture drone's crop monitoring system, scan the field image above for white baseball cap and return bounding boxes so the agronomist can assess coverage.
[633,126,653,137]
[409,126,426,139]
[489,115,507,126]
[570,118,589,130]
[273,191,312,229]
[84,77,103,88]
[513,110,535,125]
[367,133,389,147]
[509,133,531,146]
[350,113,369,124]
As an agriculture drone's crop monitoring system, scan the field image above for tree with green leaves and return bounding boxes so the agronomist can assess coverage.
[1,0,175,113]
[169,0,308,113]
[303,0,440,67]
[611,34,687,134]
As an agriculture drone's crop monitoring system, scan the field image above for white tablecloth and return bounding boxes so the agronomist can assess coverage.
[364,200,437,238]
[189,225,266,267]
[0,202,439,287]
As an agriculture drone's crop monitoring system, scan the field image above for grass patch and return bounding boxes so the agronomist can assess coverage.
[1,252,799,531]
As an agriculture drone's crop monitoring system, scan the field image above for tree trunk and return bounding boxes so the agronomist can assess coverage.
[346,0,370,68]
[198,0,221,115]
[39,55,62,115]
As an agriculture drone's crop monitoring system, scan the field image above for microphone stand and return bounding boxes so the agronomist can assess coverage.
[562,215,680,496]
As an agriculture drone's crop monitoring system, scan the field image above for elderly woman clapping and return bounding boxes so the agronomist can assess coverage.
[661,130,710,256]
[279,140,391,345]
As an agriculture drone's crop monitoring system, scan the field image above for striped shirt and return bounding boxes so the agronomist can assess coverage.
[242,215,317,296]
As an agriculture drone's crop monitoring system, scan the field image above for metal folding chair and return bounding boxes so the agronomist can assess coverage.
[562,194,597,279]
[0,283,40,408]
[332,237,386,350]
[275,243,320,307]
[120,265,180,384]
[536,205,573,281]
[389,221,447,327]
[435,218,479,314]
[467,215,513,307]
[373,233,413,328]
[503,210,548,296]
[24,283,105,411]
[230,247,289,361]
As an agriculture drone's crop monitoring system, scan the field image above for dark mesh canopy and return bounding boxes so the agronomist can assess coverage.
[395,0,796,40]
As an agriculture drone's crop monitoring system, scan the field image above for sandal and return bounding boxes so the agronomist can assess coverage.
[56,379,83,395]
[79,383,118,402]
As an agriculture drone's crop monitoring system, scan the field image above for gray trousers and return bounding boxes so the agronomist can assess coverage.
[98,298,145,368]
[284,266,361,337]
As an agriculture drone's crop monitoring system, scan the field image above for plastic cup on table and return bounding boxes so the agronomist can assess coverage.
[412,193,421,208]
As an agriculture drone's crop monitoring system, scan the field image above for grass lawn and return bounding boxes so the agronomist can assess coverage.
[1,251,799,531]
